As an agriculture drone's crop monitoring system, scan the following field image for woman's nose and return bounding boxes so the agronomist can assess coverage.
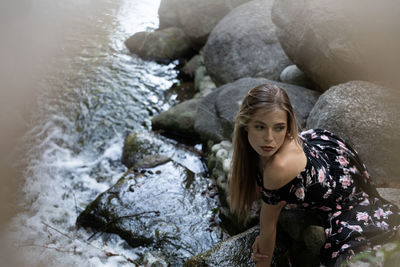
[263,129,273,141]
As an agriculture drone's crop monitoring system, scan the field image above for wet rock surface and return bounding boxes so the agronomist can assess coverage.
[151,98,201,141]
[77,161,222,266]
[184,226,259,267]
[124,27,193,62]
[121,131,162,168]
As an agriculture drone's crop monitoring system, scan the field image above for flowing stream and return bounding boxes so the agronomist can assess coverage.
[7,0,222,266]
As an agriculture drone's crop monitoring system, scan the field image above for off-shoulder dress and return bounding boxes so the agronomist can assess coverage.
[256,129,400,266]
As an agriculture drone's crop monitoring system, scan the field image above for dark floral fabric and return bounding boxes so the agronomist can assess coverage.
[255,129,400,266]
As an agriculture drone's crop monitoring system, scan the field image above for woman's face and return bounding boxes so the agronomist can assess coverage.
[247,108,288,161]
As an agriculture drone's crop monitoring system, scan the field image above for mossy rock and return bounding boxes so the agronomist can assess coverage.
[121,132,162,168]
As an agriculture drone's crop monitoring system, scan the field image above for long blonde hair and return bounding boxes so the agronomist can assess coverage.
[229,84,301,219]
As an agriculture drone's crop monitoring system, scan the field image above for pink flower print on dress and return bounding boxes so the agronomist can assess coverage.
[325,228,332,236]
[306,174,312,185]
[383,210,393,219]
[311,166,316,177]
[377,221,389,230]
[356,212,369,222]
[349,166,358,174]
[359,198,370,206]
[325,243,331,249]
[311,132,317,139]
[364,171,370,179]
[336,204,342,210]
[323,189,332,199]
[318,168,325,183]
[341,244,350,250]
[339,175,351,189]
[295,187,305,200]
[374,208,384,220]
[320,206,332,211]
[332,211,342,218]
[337,156,349,167]
[332,251,339,258]
[348,224,363,233]
[335,148,344,155]
[321,135,329,140]
[337,140,346,148]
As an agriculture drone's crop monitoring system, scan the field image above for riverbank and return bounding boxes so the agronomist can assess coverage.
[116,0,400,266]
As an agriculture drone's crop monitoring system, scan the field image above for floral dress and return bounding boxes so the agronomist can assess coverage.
[255,128,400,266]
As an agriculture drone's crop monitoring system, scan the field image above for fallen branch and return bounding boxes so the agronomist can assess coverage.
[87,210,160,241]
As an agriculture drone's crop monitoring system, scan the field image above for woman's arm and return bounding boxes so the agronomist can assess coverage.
[253,201,285,267]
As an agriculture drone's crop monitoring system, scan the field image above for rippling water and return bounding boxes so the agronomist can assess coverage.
[6,0,222,266]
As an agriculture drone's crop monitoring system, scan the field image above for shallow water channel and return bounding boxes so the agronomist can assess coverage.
[9,0,222,265]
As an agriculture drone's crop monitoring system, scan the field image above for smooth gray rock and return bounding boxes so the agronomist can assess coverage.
[204,0,292,85]
[280,65,316,90]
[377,188,400,208]
[124,27,192,62]
[195,77,320,142]
[182,54,204,77]
[158,0,180,29]
[151,98,201,141]
[307,81,400,186]
[158,0,251,49]
[272,0,400,90]
[194,66,217,96]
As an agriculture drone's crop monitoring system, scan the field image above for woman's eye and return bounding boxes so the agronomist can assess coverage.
[254,125,264,130]
[275,126,285,131]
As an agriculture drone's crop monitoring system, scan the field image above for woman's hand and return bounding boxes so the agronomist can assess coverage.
[251,236,269,263]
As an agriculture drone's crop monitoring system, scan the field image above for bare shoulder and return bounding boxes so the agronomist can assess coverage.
[263,140,307,190]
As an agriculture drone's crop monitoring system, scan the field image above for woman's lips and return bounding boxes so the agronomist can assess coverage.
[261,146,274,151]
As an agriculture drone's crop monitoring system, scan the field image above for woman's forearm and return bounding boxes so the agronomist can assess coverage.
[256,226,276,267]
[256,203,278,267]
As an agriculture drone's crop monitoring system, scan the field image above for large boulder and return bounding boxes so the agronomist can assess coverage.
[184,226,259,267]
[271,0,400,90]
[151,98,201,142]
[307,81,400,186]
[204,0,292,85]
[195,78,320,143]
[158,0,251,49]
[124,27,193,62]
[158,0,180,29]
[76,161,222,266]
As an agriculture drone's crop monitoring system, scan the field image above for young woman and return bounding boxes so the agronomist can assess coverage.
[229,84,400,266]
